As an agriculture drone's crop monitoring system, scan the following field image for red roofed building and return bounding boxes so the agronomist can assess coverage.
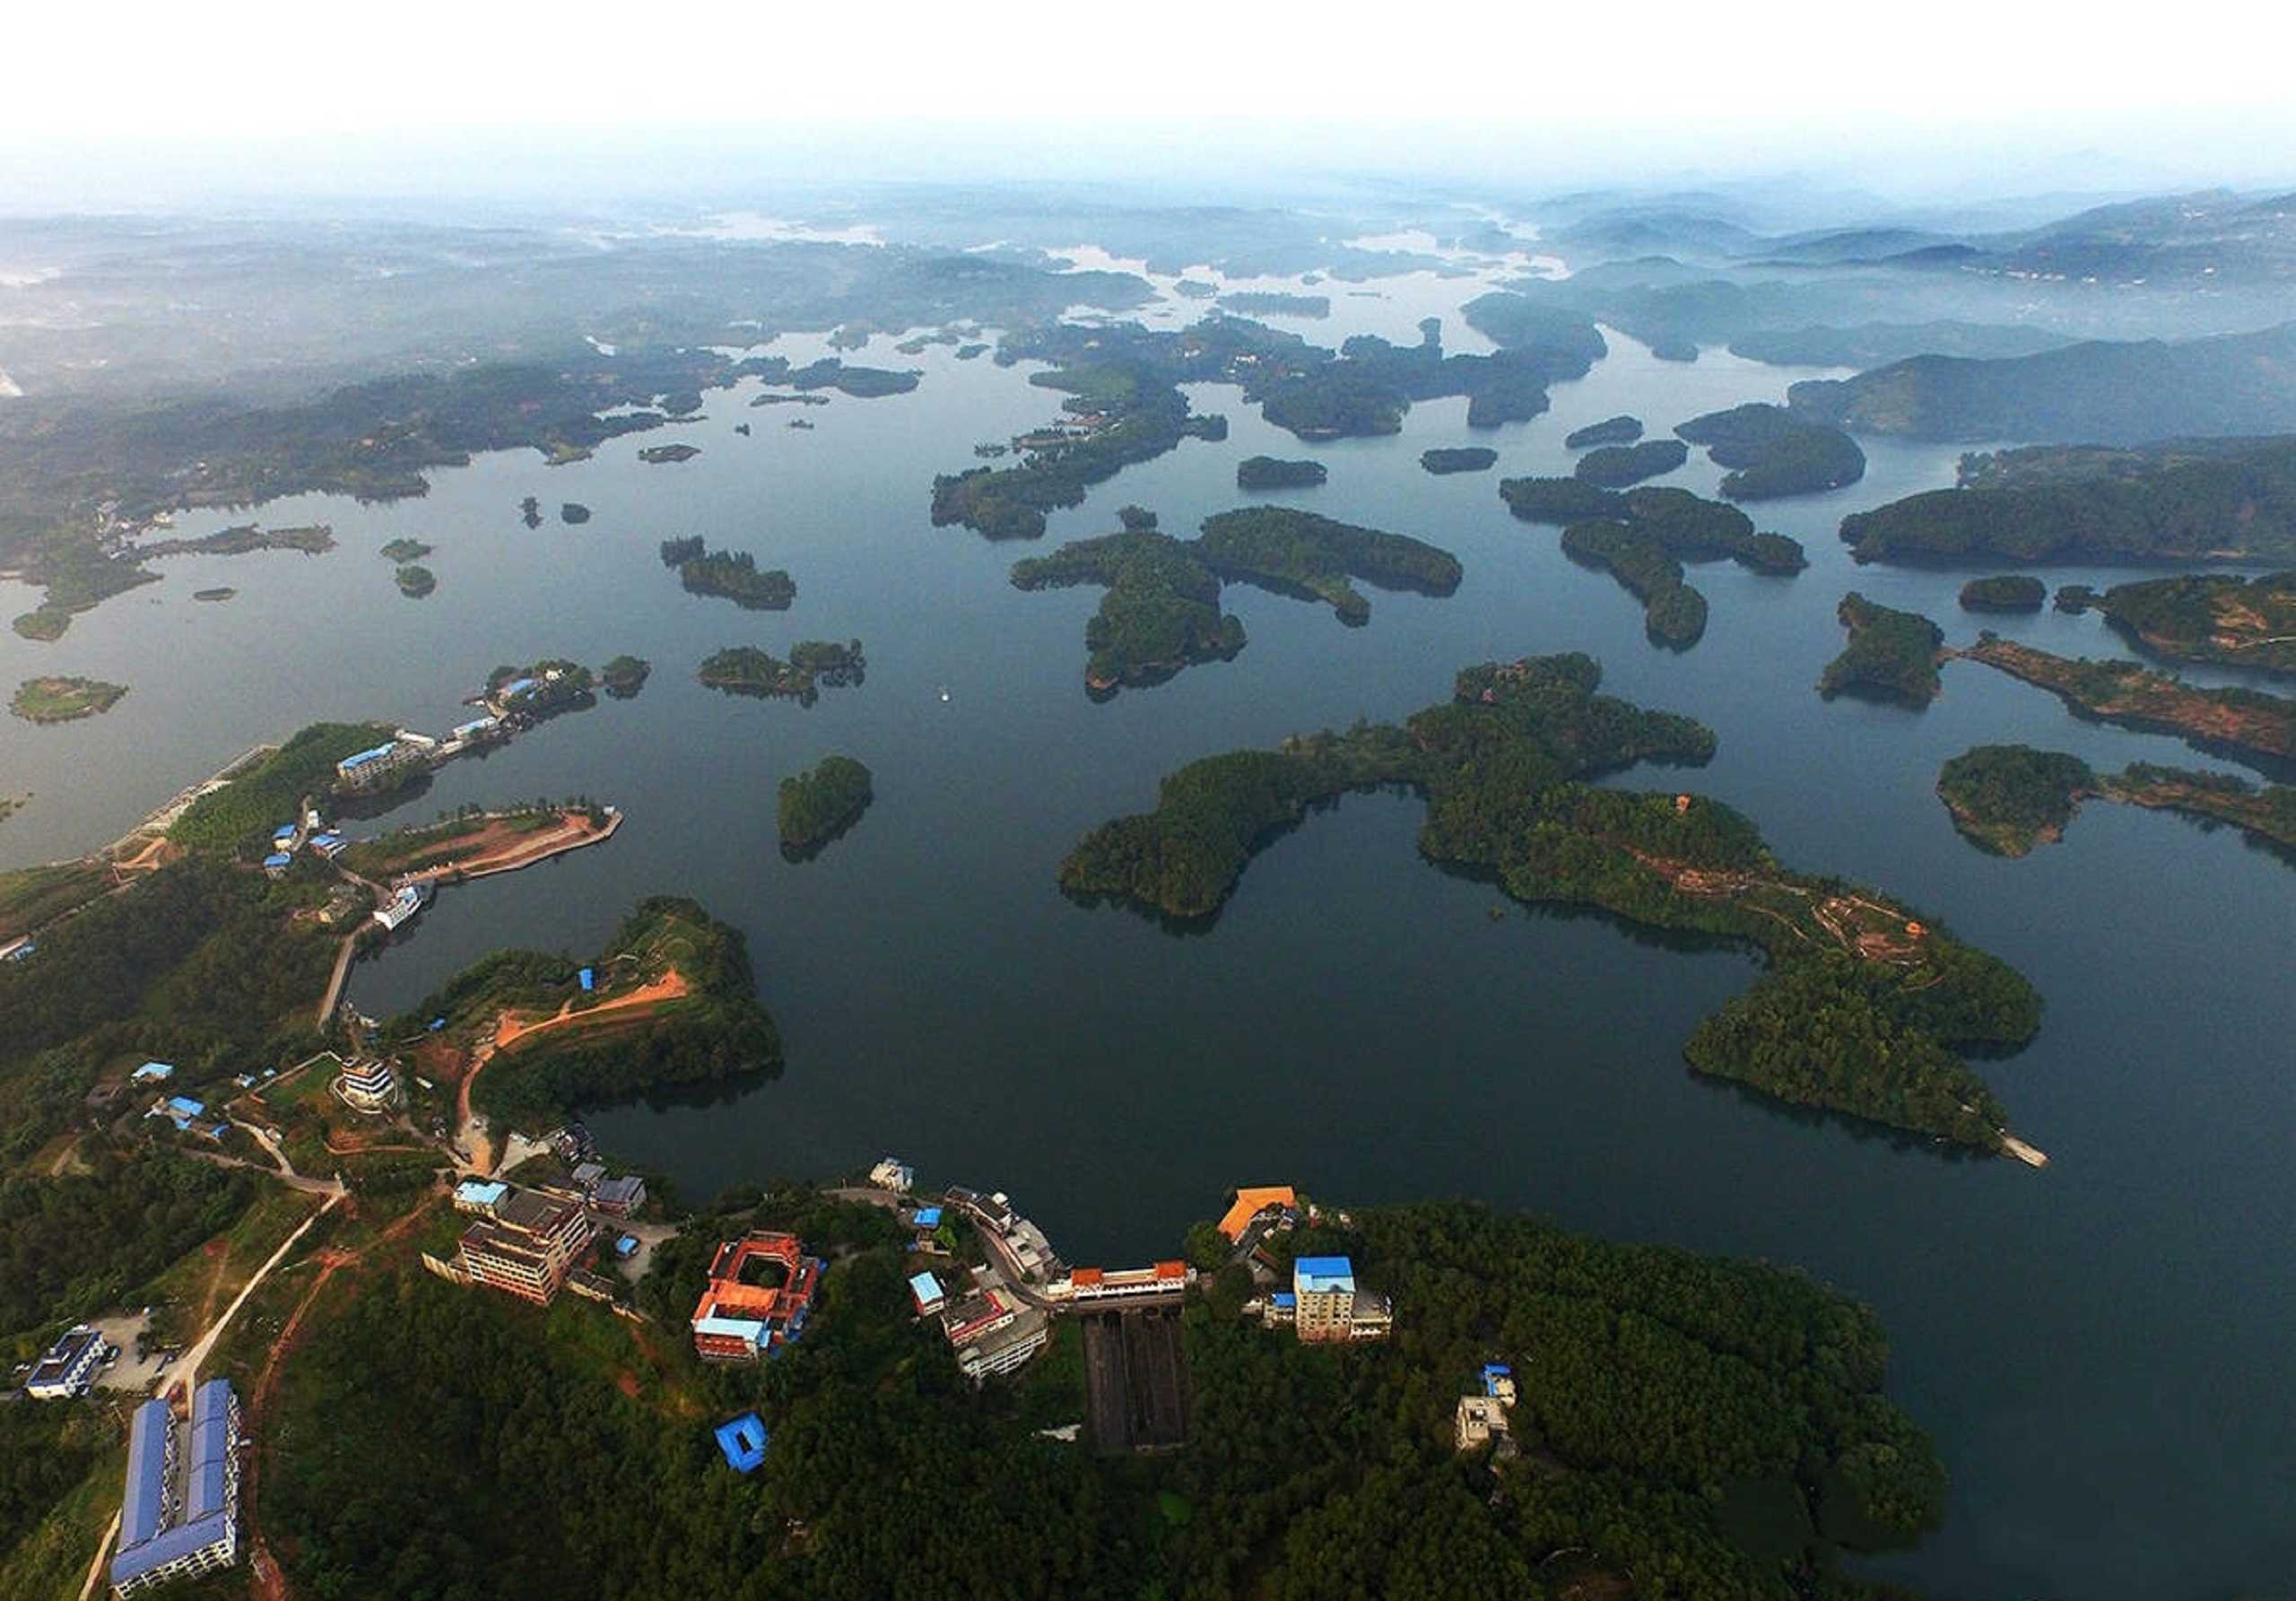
[1050,1259,1193,1304]
[690,1232,822,1362]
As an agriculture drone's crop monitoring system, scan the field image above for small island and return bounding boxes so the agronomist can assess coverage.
[600,655,651,700]
[1561,521,1709,648]
[1504,479,1809,582]
[698,640,865,706]
[192,587,237,603]
[394,564,437,598]
[10,675,128,724]
[660,537,796,610]
[1418,447,1498,475]
[2089,571,2296,674]
[378,538,432,562]
[1236,456,1328,491]
[1821,595,1945,705]
[778,754,874,858]
[1956,635,2296,771]
[1959,575,2047,613]
[1574,439,1689,489]
[1938,744,2295,858]
[136,521,335,558]
[1564,414,1643,449]
[638,444,701,465]
[519,496,542,528]
[1060,653,2041,1154]
[561,503,591,525]
[1676,404,1866,500]
[1117,504,1158,531]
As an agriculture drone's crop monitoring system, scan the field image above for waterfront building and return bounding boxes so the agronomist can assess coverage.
[690,1233,822,1362]
[371,881,432,932]
[452,1188,591,1305]
[1048,1261,1191,1304]
[868,1156,915,1192]
[112,1380,242,1594]
[592,1174,646,1216]
[1217,1185,1299,1242]
[25,1326,105,1399]
[335,739,425,792]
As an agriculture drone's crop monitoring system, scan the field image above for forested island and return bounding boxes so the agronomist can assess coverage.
[661,537,796,610]
[1564,414,1642,449]
[561,502,591,524]
[1937,744,2295,858]
[1838,436,2296,565]
[1502,479,1808,577]
[1236,455,1327,490]
[10,675,127,724]
[135,521,336,560]
[1675,405,1866,500]
[1011,508,1459,693]
[601,655,651,699]
[1574,438,1688,488]
[638,443,701,464]
[1561,521,1708,647]
[1060,653,2041,1152]
[192,587,235,602]
[2088,570,2296,674]
[1419,447,1498,474]
[378,537,432,562]
[394,563,437,598]
[1820,596,1945,705]
[1786,323,2296,443]
[778,754,874,858]
[1958,575,2046,613]
[772,357,920,398]
[698,641,865,706]
[1956,636,2296,772]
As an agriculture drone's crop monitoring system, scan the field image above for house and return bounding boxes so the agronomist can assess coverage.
[592,1174,646,1216]
[690,1233,822,1362]
[1048,1261,1191,1304]
[131,1062,175,1083]
[450,1188,592,1305]
[868,1156,914,1192]
[309,832,347,857]
[571,1161,607,1192]
[909,1271,947,1316]
[26,1326,105,1400]
[1261,1291,1297,1327]
[1456,1394,1512,1453]
[714,1412,769,1473]
[112,1380,242,1594]
[261,853,293,878]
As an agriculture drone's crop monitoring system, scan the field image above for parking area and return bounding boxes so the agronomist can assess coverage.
[86,1311,170,1393]
[604,1217,679,1288]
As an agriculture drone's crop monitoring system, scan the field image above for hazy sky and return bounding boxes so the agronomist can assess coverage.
[8,1,2293,204]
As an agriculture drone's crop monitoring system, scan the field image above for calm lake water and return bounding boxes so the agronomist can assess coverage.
[3,273,2289,1599]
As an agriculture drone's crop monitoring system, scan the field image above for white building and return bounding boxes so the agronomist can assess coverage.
[868,1156,914,1193]
[25,1326,105,1399]
[332,1057,401,1113]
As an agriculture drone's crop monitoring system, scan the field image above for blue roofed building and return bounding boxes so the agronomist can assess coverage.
[262,852,293,877]
[112,1380,242,1594]
[335,738,424,792]
[714,1412,769,1473]
[909,1271,947,1315]
[131,1062,175,1083]
[1292,1256,1392,1344]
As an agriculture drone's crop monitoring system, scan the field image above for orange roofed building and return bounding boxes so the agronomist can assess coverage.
[1217,1186,1298,1242]
[690,1232,822,1362]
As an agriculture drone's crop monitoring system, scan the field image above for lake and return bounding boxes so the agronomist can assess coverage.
[2,268,2289,1600]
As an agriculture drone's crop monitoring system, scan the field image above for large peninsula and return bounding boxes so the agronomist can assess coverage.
[2088,570,2296,674]
[1675,404,1866,500]
[1955,636,2296,773]
[1838,436,2296,566]
[1060,654,2043,1153]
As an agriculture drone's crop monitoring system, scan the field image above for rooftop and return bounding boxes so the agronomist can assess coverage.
[1218,1185,1298,1241]
[131,1061,174,1081]
[454,1179,508,1209]
[912,1205,944,1228]
[714,1412,769,1473]
[1293,1256,1357,1295]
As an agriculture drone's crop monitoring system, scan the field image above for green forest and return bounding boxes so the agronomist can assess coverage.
[255,1188,1947,1601]
[170,721,400,852]
[1574,438,1689,488]
[1419,447,1498,475]
[1564,414,1644,448]
[778,755,874,857]
[698,643,865,706]
[1957,575,2045,613]
[661,538,798,610]
[1819,596,1945,706]
[1236,456,1327,490]
[2092,570,2296,674]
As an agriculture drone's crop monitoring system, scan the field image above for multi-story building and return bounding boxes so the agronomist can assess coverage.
[331,1057,401,1113]
[592,1174,646,1216]
[938,1289,1048,1382]
[112,1380,242,1594]
[690,1232,822,1361]
[868,1156,914,1192]
[452,1187,591,1305]
[335,738,426,792]
[1292,1256,1393,1343]
[25,1325,105,1399]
